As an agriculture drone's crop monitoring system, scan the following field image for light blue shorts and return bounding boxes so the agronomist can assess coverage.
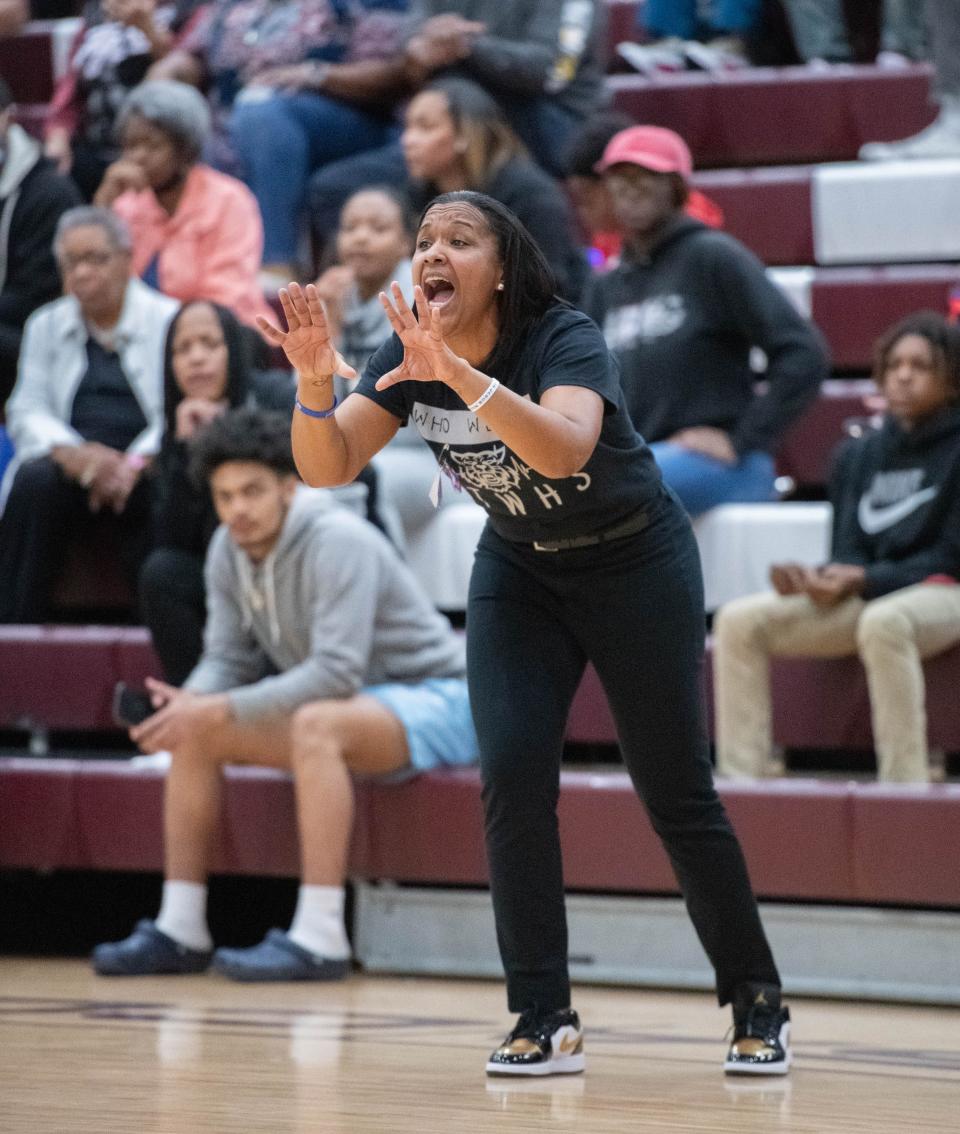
[363,677,479,775]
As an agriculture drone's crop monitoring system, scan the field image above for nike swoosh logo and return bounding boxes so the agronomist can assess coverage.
[858,486,938,534]
[558,1033,582,1054]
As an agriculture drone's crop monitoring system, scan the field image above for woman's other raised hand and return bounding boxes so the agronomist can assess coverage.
[376,283,463,390]
[256,283,357,388]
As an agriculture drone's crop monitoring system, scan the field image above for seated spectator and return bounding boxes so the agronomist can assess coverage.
[0,206,177,623]
[782,0,926,68]
[141,298,387,682]
[714,312,960,783]
[312,185,414,376]
[859,1,960,160]
[94,79,273,330]
[0,78,84,406]
[140,300,270,683]
[44,0,201,200]
[312,183,436,546]
[148,0,409,284]
[307,0,607,251]
[93,407,476,979]
[561,109,723,272]
[584,125,827,517]
[397,77,588,302]
[617,0,760,74]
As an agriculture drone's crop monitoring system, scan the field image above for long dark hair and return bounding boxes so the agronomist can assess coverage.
[873,310,960,401]
[421,77,525,193]
[162,299,253,437]
[417,190,562,379]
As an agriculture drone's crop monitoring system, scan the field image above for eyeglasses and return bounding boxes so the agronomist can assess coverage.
[59,250,117,271]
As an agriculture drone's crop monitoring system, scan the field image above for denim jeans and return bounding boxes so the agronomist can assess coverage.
[467,498,780,1013]
[649,443,777,518]
[229,91,399,264]
[644,0,762,38]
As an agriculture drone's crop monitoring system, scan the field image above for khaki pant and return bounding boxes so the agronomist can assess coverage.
[713,583,960,782]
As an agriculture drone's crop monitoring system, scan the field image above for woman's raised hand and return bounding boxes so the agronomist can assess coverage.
[376,283,462,390]
[256,283,357,384]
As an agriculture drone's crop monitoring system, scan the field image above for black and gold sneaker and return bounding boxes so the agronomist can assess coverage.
[486,1007,585,1076]
[724,987,791,1076]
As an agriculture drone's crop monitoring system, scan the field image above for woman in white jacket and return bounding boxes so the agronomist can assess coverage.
[0,205,177,621]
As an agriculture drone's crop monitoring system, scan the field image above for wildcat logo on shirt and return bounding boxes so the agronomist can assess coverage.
[411,402,590,516]
[602,295,686,351]
[858,468,938,534]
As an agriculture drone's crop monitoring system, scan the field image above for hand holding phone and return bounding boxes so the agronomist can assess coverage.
[112,682,156,728]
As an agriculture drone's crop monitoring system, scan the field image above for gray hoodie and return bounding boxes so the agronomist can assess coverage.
[185,489,466,722]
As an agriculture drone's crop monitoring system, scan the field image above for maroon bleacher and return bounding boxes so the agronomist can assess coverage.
[601,0,643,71]
[0,21,57,104]
[609,64,935,168]
[0,624,614,741]
[1,382,888,623]
[5,622,960,756]
[774,378,874,488]
[693,166,815,264]
[3,757,960,909]
[571,635,960,755]
[0,626,157,733]
[810,266,960,371]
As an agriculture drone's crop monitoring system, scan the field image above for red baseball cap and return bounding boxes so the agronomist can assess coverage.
[594,125,693,178]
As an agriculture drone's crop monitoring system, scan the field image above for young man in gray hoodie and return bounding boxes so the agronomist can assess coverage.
[93,407,475,980]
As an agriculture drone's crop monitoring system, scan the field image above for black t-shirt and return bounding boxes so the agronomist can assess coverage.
[70,338,148,450]
[355,305,665,543]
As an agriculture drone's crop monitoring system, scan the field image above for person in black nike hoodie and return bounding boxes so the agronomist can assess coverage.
[713,310,960,782]
[584,124,827,516]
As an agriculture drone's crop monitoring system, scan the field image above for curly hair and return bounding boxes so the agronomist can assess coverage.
[188,406,297,487]
[874,310,960,400]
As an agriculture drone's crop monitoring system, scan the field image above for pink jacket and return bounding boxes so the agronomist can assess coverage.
[112,164,273,331]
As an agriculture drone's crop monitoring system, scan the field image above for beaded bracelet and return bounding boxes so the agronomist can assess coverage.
[295,396,339,419]
[467,378,500,413]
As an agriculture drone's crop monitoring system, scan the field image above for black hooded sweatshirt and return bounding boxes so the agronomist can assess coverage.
[583,216,828,455]
[829,404,960,598]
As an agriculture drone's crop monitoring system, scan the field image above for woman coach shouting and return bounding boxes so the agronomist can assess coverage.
[262,190,791,1079]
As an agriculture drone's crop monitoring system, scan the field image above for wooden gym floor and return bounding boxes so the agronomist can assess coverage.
[2,958,959,1132]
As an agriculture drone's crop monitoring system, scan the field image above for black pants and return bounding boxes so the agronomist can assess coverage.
[467,497,780,1014]
[138,547,206,685]
[0,457,151,623]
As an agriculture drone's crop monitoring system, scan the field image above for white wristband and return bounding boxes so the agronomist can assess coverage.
[467,377,500,413]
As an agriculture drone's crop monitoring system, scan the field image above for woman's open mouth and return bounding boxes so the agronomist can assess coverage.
[422,277,457,307]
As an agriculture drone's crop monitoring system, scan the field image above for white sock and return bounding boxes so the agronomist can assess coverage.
[155,880,213,952]
[287,885,351,960]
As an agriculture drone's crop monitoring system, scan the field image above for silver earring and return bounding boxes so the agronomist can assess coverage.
[496,282,504,291]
